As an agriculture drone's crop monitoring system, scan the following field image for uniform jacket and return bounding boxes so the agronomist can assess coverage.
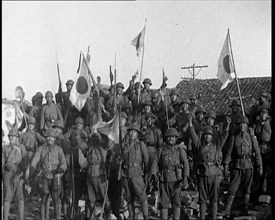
[122,139,149,178]
[40,102,63,131]
[151,143,189,182]
[29,105,43,131]
[189,126,228,176]
[224,131,262,169]
[31,143,67,179]
[255,119,271,154]
[141,125,163,148]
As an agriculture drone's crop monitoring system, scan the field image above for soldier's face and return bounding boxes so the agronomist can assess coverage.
[129,130,138,140]
[196,112,204,121]
[204,134,212,143]
[260,111,268,121]
[37,97,43,105]
[146,117,153,126]
[239,123,247,132]
[47,136,56,146]
[167,136,177,145]
[170,95,178,102]
[67,85,73,92]
[120,118,127,126]
[28,124,35,131]
[152,97,158,104]
[182,103,189,112]
[231,106,239,114]
[144,105,151,113]
[46,96,53,103]
[117,87,123,95]
[206,118,215,127]
[76,123,84,130]
[9,136,18,145]
[144,83,150,90]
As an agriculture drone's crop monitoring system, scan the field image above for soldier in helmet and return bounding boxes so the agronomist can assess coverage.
[151,127,189,220]
[121,102,135,126]
[188,114,231,220]
[2,127,28,220]
[140,78,153,103]
[189,93,199,114]
[128,81,144,115]
[228,99,242,135]
[31,128,67,220]
[222,116,263,218]
[29,92,44,132]
[168,89,180,118]
[121,123,149,220]
[40,91,63,135]
[253,106,271,196]
[136,100,154,128]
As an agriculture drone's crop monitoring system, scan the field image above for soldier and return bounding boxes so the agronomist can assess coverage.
[84,132,112,220]
[127,81,143,115]
[121,102,135,126]
[223,116,263,218]
[151,127,189,220]
[189,93,199,114]
[150,90,166,129]
[254,106,271,195]
[137,100,154,128]
[63,116,85,140]
[31,128,67,220]
[121,123,149,220]
[140,78,153,103]
[29,91,44,132]
[168,89,180,119]
[204,110,220,141]
[40,91,63,135]
[228,99,242,135]
[2,128,27,220]
[188,115,231,220]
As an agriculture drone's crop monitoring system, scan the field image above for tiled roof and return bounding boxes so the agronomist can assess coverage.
[172,77,271,115]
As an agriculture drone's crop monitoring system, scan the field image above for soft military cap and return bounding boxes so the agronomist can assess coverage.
[122,102,132,110]
[165,127,179,137]
[151,91,159,99]
[189,93,197,100]
[230,99,240,107]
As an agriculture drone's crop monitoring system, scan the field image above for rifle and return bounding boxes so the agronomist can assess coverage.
[117,107,123,181]
[56,173,61,220]
[55,49,64,108]
[70,153,75,220]
[109,65,113,87]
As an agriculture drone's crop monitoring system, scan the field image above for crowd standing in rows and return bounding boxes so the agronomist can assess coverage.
[2,75,272,220]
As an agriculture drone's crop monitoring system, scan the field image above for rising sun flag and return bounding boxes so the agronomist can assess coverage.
[131,25,146,57]
[217,29,235,90]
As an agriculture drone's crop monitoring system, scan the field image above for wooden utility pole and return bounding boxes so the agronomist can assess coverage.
[181,63,208,79]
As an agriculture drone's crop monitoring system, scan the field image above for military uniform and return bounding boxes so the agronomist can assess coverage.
[2,128,27,220]
[121,124,149,220]
[223,116,262,217]
[151,128,189,220]
[40,92,63,133]
[189,124,229,220]
[140,78,153,103]
[31,128,67,220]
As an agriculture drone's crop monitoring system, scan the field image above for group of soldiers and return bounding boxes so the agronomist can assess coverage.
[2,75,272,220]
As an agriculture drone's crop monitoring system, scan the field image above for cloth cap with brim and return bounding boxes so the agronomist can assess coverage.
[127,124,140,133]
[165,127,179,137]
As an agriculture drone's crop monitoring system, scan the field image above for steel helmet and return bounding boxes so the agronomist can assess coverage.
[205,111,216,119]
[66,79,74,86]
[143,78,152,85]
[144,112,157,120]
[202,126,214,135]
[195,106,206,115]
[116,82,124,89]
[52,121,64,130]
[181,99,191,105]
[46,128,57,138]
[170,89,179,96]
[142,100,153,107]
[75,117,84,125]
[165,128,179,137]
[8,128,19,137]
[35,92,43,99]
[45,91,53,98]
[230,99,241,107]
[127,123,140,133]
[28,116,36,125]
[238,116,249,124]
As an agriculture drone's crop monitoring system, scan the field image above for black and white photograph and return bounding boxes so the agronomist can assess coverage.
[2,1,271,220]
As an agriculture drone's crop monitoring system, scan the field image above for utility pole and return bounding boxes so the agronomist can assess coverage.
[181,63,208,79]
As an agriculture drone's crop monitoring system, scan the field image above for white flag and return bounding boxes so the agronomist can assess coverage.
[131,26,145,56]
[217,30,235,90]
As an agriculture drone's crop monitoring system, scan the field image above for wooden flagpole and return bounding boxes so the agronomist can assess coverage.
[228,29,245,116]
[137,19,147,104]
[114,53,117,111]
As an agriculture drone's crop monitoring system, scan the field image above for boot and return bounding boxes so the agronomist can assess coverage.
[18,200,24,220]
[222,194,235,218]
[161,208,169,220]
[127,202,135,220]
[243,194,250,215]
[141,200,149,219]
[3,201,10,220]
[211,202,218,220]
[200,203,207,220]
[173,207,181,220]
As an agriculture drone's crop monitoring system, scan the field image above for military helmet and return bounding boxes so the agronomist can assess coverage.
[151,90,159,99]
[181,99,190,105]
[75,117,84,125]
[109,85,115,92]
[145,112,157,120]
[8,127,19,137]
[170,89,179,96]
[173,101,182,107]
[205,111,216,119]
[66,79,74,86]
[143,78,152,85]
[142,100,153,107]
[45,91,53,98]
[165,127,179,137]
[28,116,36,125]
[120,112,128,120]
[202,126,214,135]
[46,128,57,138]
[189,93,197,100]
[90,133,102,144]
[52,121,64,129]
[230,99,240,107]
[116,82,124,89]
[259,104,269,114]
[122,102,132,110]
[237,116,249,124]
[260,91,269,98]
[195,106,206,115]
[35,91,43,99]
[134,82,142,89]
[127,123,140,133]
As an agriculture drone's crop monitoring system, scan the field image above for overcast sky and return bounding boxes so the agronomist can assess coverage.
[2,1,271,101]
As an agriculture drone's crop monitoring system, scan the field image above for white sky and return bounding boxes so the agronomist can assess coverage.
[2,1,271,101]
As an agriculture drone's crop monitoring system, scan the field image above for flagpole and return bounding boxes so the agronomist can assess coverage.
[227,29,245,116]
[114,53,117,110]
[137,19,147,104]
